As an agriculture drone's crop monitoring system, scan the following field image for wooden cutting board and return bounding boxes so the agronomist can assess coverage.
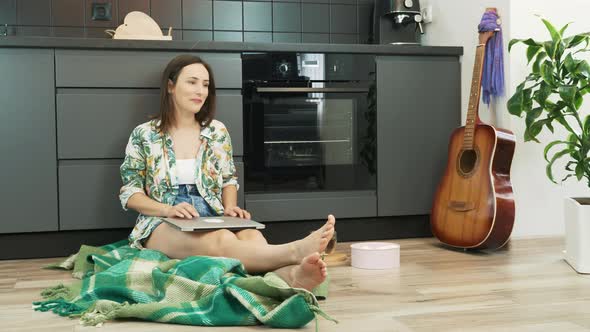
[324,252,349,267]
[110,11,172,40]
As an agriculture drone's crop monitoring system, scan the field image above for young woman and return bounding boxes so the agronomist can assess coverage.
[119,55,336,291]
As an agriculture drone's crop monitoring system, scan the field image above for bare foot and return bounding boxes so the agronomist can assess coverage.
[293,215,336,262]
[290,252,328,291]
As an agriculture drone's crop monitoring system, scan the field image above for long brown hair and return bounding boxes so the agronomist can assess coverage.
[155,55,216,133]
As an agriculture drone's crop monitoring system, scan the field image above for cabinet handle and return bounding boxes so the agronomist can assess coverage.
[255,87,369,93]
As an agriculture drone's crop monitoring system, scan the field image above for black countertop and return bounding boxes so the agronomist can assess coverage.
[0,37,463,56]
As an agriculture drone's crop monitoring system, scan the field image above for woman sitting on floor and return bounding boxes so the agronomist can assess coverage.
[119,54,336,291]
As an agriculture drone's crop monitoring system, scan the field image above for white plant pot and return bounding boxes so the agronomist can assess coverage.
[564,197,590,274]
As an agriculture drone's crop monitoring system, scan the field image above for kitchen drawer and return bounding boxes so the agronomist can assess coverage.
[245,190,376,222]
[58,160,137,230]
[55,50,241,88]
[59,158,245,230]
[57,89,243,159]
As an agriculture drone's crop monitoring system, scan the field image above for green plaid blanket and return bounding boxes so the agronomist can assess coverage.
[33,240,336,328]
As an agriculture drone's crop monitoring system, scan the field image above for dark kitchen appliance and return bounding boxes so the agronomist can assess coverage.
[373,0,424,45]
[241,52,378,221]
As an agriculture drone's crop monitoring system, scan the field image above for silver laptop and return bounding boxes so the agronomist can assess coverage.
[162,216,265,232]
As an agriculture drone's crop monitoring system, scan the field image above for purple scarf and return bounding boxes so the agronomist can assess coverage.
[478,10,505,105]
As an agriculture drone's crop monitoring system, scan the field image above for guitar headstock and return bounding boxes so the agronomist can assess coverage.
[478,7,498,45]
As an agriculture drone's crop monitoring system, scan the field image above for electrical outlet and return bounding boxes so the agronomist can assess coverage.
[421,5,433,24]
[92,3,112,21]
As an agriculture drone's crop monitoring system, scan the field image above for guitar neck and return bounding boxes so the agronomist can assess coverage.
[463,44,486,150]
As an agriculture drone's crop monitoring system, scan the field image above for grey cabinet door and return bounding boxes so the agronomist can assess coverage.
[235,160,244,209]
[57,89,159,159]
[59,158,244,230]
[58,160,137,230]
[55,50,241,89]
[376,56,460,216]
[0,49,58,233]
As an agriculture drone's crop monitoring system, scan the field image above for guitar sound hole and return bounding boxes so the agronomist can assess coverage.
[458,149,478,176]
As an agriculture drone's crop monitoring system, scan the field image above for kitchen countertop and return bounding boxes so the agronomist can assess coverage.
[0,36,463,56]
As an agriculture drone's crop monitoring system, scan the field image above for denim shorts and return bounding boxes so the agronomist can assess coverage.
[138,184,219,247]
[174,184,218,217]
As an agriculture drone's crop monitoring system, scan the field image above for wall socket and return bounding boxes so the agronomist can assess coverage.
[421,4,433,24]
[92,3,112,21]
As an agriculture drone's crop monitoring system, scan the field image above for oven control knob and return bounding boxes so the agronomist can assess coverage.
[277,62,290,76]
[404,0,413,8]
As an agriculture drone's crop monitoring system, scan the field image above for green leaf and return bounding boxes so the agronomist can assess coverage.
[576,61,590,79]
[546,148,572,183]
[555,115,574,132]
[563,53,577,73]
[507,86,525,116]
[507,93,523,116]
[584,114,590,134]
[541,18,561,43]
[544,140,574,162]
[533,81,552,107]
[575,163,585,180]
[574,91,584,110]
[540,60,556,85]
[523,88,533,112]
[543,41,556,59]
[509,38,542,52]
[561,174,575,182]
[555,40,566,61]
[532,52,547,74]
[524,120,544,142]
[559,22,572,36]
[559,85,577,104]
[546,121,555,133]
[547,100,567,114]
[527,46,542,63]
[508,39,521,52]
[564,34,588,48]
[526,107,544,127]
[568,133,579,146]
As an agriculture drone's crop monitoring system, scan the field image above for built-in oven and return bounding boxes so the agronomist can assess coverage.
[242,52,378,221]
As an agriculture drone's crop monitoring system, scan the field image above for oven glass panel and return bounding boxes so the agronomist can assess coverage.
[243,53,376,194]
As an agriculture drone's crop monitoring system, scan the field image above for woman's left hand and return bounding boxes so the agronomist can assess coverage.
[224,206,251,219]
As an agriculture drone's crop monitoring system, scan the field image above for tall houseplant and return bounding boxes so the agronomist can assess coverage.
[508,17,590,273]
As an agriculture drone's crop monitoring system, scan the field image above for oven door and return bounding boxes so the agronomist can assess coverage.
[243,85,377,221]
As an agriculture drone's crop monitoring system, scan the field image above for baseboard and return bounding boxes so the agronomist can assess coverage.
[0,215,432,260]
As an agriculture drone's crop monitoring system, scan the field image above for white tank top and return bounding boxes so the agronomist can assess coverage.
[176,158,197,185]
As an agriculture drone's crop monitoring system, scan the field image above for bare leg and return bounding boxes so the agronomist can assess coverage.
[145,215,336,273]
[236,229,267,244]
[273,253,327,291]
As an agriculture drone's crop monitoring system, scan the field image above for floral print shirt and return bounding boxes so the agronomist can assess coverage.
[120,119,239,248]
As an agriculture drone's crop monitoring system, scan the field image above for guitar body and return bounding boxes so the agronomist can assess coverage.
[431,124,516,249]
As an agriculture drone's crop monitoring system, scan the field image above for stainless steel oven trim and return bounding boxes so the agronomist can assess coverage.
[256,87,370,93]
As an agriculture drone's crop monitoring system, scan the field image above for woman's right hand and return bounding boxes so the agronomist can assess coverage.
[164,202,199,219]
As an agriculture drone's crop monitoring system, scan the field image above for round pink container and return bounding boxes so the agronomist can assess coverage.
[350,242,400,269]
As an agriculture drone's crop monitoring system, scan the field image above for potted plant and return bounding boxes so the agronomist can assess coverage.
[508,17,590,273]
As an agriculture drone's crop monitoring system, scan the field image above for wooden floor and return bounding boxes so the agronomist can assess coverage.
[1,237,590,331]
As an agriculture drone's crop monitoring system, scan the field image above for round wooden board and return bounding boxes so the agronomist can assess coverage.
[323,252,349,267]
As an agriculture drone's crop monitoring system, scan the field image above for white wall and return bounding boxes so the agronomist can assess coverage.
[420,0,589,238]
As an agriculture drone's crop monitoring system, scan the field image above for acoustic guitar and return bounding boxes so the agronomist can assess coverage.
[430,29,516,250]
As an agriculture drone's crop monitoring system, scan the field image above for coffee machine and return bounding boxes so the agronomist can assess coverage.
[373,0,424,45]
